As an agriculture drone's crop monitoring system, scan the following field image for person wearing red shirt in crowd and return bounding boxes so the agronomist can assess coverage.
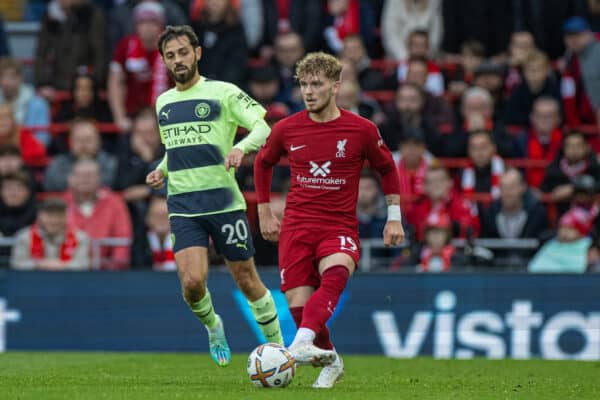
[0,103,46,166]
[254,52,404,388]
[108,1,169,132]
[392,128,433,219]
[514,97,563,188]
[64,159,132,270]
[416,211,466,273]
[461,130,505,199]
[323,0,375,55]
[407,163,480,241]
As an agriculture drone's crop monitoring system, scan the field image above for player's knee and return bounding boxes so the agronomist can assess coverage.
[234,267,262,295]
[180,272,206,297]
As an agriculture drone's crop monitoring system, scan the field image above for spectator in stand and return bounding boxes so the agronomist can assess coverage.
[336,79,385,125]
[109,0,187,54]
[247,64,290,116]
[381,0,442,62]
[473,60,508,121]
[43,119,117,192]
[514,0,588,60]
[10,198,90,271]
[396,30,444,96]
[0,103,46,166]
[561,17,600,128]
[380,82,441,154]
[415,212,467,273]
[322,0,375,55]
[392,128,433,219]
[0,15,9,56]
[0,57,51,146]
[0,171,37,238]
[272,31,305,112]
[513,97,563,188]
[447,87,514,158]
[341,34,385,90]
[135,195,175,270]
[258,0,324,54]
[505,50,562,126]
[441,0,512,58]
[528,206,597,273]
[356,169,399,270]
[541,131,600,213]
[64,159,132,270]
[570,174,600,235]
[191,0,247,87]
[407,163,479,241]
[588,0,600,33]
[0,145,34,185]
[404,57,454,128]
[34,0,107,96]
[447,40,485,101]
[357,169,387,239]
[113,108,163,268]
[480,168,549,267]
[108,1,170,133]
[504,31,536,95]
[461,130,505,199]
[53,72,113,124]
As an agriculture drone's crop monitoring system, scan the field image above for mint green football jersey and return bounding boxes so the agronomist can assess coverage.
[155,76,266,217]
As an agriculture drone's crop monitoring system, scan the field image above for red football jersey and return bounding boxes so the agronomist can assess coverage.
[256,109,397,230]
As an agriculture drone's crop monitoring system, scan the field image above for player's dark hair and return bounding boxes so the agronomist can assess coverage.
[157,25,200,57]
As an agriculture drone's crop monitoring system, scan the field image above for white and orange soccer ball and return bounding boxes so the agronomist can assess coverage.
[247,343,295,388]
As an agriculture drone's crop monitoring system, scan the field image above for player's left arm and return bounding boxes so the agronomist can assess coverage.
[364,125,405,247]
[224,87,270,170]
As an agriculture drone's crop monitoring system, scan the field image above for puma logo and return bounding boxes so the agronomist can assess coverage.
[236,242,248,251]
[161,109,172,120]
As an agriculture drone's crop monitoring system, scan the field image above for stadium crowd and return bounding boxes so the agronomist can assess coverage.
[0,0,599,272]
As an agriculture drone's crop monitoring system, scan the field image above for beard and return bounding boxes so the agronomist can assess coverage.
[168,59,198,84]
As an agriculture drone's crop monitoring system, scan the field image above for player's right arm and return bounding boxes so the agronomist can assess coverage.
[254,121,286,242]
[146,152,168,189]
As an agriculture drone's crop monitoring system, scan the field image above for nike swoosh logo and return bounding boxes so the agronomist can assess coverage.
[290,144,307,151]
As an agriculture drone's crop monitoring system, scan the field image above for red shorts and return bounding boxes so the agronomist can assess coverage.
[278,226,360,292]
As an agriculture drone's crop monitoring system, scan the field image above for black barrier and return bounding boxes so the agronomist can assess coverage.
[1,270,599,359]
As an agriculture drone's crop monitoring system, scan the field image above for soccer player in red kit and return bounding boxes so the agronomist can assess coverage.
[254,52,405,388]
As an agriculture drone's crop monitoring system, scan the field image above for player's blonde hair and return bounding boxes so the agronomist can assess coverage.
[295,52,342,82]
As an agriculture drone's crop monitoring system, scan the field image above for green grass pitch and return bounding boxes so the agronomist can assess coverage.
[1,352,600,399]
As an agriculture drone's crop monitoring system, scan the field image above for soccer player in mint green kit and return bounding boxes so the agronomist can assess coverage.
[146,25,283,367]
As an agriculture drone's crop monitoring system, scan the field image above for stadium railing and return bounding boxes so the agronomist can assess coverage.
[0,236,131,269]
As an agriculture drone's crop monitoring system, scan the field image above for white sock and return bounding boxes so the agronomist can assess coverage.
[290,327,316,348]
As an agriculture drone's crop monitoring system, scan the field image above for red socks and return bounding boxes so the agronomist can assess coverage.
[290,306,333,350]
[300,265,349,338]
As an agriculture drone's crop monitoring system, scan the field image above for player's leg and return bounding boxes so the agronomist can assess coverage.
[309,233,360,388]
[280,229,336,367]
[171,216,230,367]
[227,257,283,345]
[210,211,283,345]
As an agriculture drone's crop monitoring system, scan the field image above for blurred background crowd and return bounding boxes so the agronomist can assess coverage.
[0,0,599,273]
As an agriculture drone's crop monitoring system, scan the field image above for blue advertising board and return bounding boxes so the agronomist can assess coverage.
[0,270,599,360]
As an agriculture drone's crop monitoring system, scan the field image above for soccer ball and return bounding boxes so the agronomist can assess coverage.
[247,343,295,388]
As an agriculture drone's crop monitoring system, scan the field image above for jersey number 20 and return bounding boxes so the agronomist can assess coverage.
[222,219,249,244]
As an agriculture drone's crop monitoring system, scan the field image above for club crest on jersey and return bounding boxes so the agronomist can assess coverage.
[194,102,211,119]
[336,139,347,158]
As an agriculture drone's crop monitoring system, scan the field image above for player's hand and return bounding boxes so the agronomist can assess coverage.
[258,204,281,242]
[146,169,165,189]
[383,220,405,247]
[225,148,244,171]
